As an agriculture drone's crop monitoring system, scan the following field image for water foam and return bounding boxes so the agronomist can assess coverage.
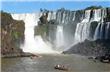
[11,13,59,54]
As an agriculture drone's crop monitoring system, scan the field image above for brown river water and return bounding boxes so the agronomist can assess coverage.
[1,54,110,72]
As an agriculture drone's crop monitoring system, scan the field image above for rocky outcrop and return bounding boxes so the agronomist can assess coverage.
[34,13,49,39]
[63,39,110,56]
[1,11,25,57]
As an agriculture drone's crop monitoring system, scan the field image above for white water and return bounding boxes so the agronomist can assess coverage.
[72,11,76,21]
[92,9,101,21]
[94,23,101,40]
[11,13,59,54]
[93,9,107,40]
[74,9,103,44]
[47,12,56,21]
[74,10,91,44]
[105,22,110,39]
[56,25,64,48]
[11,8,109,52]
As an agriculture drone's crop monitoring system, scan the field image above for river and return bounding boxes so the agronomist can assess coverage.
[1,54,110,72]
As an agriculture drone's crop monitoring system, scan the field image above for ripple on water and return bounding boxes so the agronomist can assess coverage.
[1,54,110,72]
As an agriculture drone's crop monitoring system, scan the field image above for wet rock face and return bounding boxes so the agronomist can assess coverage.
[35,7,110,51]
[39,12,48,25]
[1,11,25,57]
[63,39,110,56]
[89,21,98,39]
[104,8,110,22]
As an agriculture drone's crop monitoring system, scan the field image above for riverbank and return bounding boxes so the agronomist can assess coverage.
[1,52,39,58]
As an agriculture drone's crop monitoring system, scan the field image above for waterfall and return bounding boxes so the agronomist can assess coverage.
[93,9,109,40]
[74,9,107,44]
[11,13,59,54]
[47,11,56,21]
[56,25,64,48]
[94,23,101,40]
[94,22,110,40]
[72,11,76,21]
[74,10,91,44]
[92,9,101,21]
[11,8,110,52]
[105,22,110,39]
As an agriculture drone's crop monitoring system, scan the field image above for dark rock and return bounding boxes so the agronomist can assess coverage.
[1,11,25,57]
[63,39,110,56]
[96,54,110,63]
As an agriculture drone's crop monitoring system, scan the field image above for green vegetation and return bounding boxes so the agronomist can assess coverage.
[1,11,24,56]
[35,11,49,37]
[35,24,48,37]
[12,31,21,39]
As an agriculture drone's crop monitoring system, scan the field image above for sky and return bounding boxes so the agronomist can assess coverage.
[1,1,110,13]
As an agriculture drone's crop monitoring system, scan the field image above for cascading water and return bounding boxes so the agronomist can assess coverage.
[46,8,109,50]
[56,25,64,48]
[93,9,110,40]
[94,22,110,40]
[11,7,110,53]
[53,9,76,50]
[105,22,110,39]
[74,10,91,44]
[74,9,108,44]
[94,23,101,40]
[11,13,59,54]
